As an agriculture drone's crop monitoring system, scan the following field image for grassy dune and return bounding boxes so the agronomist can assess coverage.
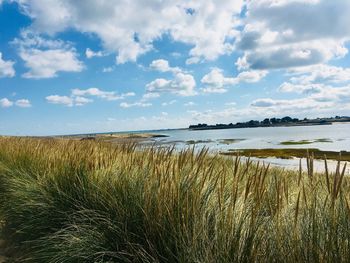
[0,137,350,262]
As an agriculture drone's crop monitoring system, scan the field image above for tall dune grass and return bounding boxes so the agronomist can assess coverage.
[0,137,349,262]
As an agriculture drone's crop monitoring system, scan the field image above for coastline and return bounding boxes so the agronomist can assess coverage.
[189,118,350,131]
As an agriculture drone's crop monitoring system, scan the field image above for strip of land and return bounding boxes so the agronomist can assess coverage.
[189,116,350,130]
[221,148,350,161]
[279,138,333,145]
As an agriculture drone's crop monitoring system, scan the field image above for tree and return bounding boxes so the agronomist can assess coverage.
[262,118,270,125]
[281,116,292,123]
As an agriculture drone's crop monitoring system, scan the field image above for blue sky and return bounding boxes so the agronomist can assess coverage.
[0,0,350,136]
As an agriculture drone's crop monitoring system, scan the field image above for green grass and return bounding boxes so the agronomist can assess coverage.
[186,139,213,144]
[280,140,313,145]
[218,138,246,144]
[280,138,333,145]
[223,148,350,161]
[0,137,350,262]
[315,138,333,143]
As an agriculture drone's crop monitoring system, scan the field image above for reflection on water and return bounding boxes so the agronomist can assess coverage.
[145,123,350,172]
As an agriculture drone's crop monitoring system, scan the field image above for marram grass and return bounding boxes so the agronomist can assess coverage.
[0,137,349,262]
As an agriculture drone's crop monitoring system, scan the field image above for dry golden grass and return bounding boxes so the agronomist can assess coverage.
[0,137,349,262]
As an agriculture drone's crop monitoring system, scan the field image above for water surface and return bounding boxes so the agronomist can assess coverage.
[146,123,350,173]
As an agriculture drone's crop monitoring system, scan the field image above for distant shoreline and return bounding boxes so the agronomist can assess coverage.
[189,116,350,131]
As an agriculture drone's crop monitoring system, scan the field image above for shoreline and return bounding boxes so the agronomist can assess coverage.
[189,120,350,131]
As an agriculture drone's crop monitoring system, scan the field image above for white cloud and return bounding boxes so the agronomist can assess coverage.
[184,101,196,106]
[288,64,350,84]
[102,67,114,73]
[146,59,196,97]
[12,30,66,49]
[71,88,135,101]
[278,63,350,96]
[251,84,350,114]
[0,98,14,108]
[201,86,228,94]
[142,92,160,101]
[46,95,74,107]
[20,48,83,79]
[74,96,93,106]
[46,95,92,107]
[236,0,350,70]
[15,99,32,108]
[120,102,152,108]
[161,100,177,106]
[13,31,84,79]
[85,48,105,59]
[0,52,15,78]
[236,70,268,83]
[201,68,237,92]
[278,82,324,94]
[251,98,280,108]
[146,72,196,96]
[149,59,181,73]
[14,0,244,64]
[46,88,134,107]
[1,98,33,108]
[185,57,201,65]
[200,68,267,93]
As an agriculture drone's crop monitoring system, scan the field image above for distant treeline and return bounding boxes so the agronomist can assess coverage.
[189,116,350,130]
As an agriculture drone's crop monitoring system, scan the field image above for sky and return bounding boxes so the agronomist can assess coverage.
[0,0,350,136]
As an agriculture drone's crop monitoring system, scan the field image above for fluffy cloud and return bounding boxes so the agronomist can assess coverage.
[141,92,160,101]
[71,88,135,101]
[147,59,196,96]
[1,98,32,108]
[85,48,105,59]
[14,31,84,79]
[74,96,93,106]
[15,99,32,107]
[20,48,83,78]
[288,64,350,84]
[46,95,92,107]
[120,102,152,108]
[0,98,14,108]
[252,84,350,114]
[236,0,350,70]
[102,67,114,73]
[201,68,267,93]
[13,0,243,64]
[250,97,334,113]
[201,68,237,93]
[0,52,15,78]
[278,82,324,94]
[46,88,134,107]
[146,72,196,96]
[46,95,75,107]
[149,59,181,73]
[236,70,268,83]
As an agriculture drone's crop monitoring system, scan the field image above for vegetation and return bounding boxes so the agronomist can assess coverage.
[218,139,246,145]
[280,138,333,145]
[280,140,314,145]
[0,137,350,262]
[186,139,213,145]
[189,115,350,130]
[223,148,350,161]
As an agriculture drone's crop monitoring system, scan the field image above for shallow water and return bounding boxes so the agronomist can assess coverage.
[145,122,350,172]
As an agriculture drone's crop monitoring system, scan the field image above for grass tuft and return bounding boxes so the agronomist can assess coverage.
[0,137,349,262]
